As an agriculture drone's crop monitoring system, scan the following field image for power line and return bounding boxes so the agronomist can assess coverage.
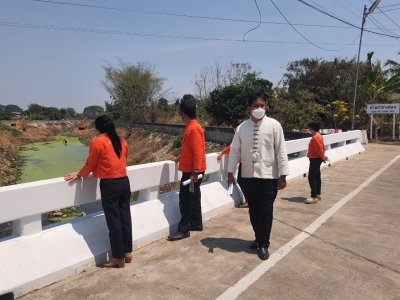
[379,4,400,9]
[368,14,399,38]
[369,0,400,30]
[25,0,400,31]
[376,7,400,13]
[295,0,400,39]
[331,0,360,18]
[269,0,351,51]
[242,0,262,42]
[1,20,398,47]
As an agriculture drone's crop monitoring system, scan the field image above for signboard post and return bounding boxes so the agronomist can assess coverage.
[366,104,399,140]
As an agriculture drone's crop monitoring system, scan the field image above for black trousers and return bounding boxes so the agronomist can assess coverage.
[100,176,132,259]
[240,178,278,248]
[308,158,322,198]
[178,172,204,234]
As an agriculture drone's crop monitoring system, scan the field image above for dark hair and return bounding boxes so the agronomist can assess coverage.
[95,115,122,157]
[179,98,197,119]
[248,93,267,107]
[308,121,321,132]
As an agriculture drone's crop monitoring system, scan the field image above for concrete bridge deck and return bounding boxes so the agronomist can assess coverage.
[20,144,400,300]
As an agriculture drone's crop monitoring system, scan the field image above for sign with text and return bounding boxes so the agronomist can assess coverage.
[367,103,399,114]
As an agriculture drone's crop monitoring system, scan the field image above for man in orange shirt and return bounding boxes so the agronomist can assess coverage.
[168,98,206,241]
[305,121,328,204]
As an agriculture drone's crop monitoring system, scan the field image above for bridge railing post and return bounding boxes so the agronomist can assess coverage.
[137,186,160,203]
[13,214,42,236]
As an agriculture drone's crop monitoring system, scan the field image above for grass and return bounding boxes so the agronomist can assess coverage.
[0,123,22,137]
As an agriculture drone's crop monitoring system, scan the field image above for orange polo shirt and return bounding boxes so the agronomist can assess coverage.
[307,132,325,159]
[179,119,206,173]
[79,134,128,179]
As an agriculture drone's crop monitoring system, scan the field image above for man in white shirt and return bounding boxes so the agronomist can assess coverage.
[227,93,289,260]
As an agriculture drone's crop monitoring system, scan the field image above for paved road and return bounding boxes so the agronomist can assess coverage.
[21,144,400,300]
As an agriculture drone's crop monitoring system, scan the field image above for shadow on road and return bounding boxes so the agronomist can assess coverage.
[280,197,307,203]
[200,237,255,254]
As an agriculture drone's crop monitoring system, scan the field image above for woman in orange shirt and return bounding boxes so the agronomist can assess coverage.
[305,121,328,204]
[64,115,132,268]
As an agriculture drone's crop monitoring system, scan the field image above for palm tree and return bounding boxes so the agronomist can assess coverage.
[384,51,400,76]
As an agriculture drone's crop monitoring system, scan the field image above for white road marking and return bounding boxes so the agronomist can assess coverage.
[217,154,400,300]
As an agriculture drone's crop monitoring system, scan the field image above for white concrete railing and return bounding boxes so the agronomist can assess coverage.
[0,130,364,237]
[0,130,365,297]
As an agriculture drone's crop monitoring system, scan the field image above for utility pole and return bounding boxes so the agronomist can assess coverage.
[351,0,380,130]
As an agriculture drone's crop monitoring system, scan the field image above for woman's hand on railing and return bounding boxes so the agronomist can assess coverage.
[216,152,223,160]
[64,172,81,182]
[168,155,180,163]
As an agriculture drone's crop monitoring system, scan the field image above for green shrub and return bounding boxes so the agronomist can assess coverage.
[0,123,22,137]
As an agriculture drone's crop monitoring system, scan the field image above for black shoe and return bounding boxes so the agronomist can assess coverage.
[249,240,258,250]
[258,247,269,260]
[189,225,203,231]
[167,231,190,241]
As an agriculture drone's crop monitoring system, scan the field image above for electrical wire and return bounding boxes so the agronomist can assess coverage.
[1,20,397,47]
[369,0,400,30]
[295,0,400,40]
[25,0,399,31]
[242,0,262,42]
[269,0,359,51]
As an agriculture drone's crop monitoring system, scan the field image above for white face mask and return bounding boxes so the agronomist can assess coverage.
[251,107,265,119]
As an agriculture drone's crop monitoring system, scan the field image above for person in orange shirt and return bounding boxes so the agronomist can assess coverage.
[64,115,132,268]
[305,121,328,204]
[168,98,206,241]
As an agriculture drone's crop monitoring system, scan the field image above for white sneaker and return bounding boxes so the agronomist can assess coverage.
[305,197,318,204]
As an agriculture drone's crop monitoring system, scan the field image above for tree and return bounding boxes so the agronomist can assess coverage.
[103,60,164,135]
[0,105,9,120]
[194,61,255,100]
[66,108,77,119]
[5,104,23,114]
[157,97,169,112]
[59,108,67,120]
[27,103,43,115]
[280,57,373,105]
[384,51,400,76]
[83,105,104,119]
[206,73,273,126]
[42,107,59,120]
[319,100,351,129]
[357,52,400,129]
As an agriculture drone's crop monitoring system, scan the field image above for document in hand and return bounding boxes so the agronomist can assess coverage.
[227,183,234,195]
[182,174,204,186]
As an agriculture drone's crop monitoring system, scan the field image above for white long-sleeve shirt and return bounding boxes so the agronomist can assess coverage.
[227,116,289,179]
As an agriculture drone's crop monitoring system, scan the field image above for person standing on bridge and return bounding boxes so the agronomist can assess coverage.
[227,93,289,260]
[305,121,328,204]
[64,115,132,268]
[168,97,207,241]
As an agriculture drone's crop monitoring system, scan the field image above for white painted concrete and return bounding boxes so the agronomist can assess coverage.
[0,131,365,297]
[217,154,400,300]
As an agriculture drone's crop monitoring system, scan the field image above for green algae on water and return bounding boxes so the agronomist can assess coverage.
[18,137,89,183]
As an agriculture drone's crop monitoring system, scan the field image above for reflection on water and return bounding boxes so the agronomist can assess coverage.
[18,137,89,183]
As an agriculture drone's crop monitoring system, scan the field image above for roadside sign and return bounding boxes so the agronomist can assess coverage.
[367,103,399,114]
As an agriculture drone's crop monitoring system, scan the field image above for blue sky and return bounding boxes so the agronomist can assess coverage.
[1,0,399,112]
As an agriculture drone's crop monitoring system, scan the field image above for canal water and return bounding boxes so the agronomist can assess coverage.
[18,137,88,183]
